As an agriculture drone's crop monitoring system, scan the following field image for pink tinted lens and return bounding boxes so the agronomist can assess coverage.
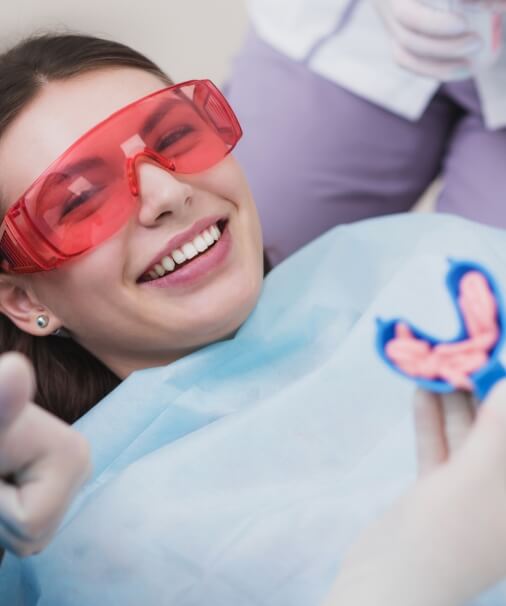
[15,80,241,262]
[133,81,242,174]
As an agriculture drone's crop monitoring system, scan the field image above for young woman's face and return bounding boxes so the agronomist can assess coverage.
[0,68,264,376]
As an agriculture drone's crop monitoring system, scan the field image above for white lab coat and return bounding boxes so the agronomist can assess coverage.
[247,0,506,129]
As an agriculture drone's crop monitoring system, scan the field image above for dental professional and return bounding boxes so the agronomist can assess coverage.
[226,0,506,264]
[2,33,506,606]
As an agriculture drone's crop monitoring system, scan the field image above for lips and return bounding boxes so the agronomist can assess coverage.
[137,216,228,282]
[139,218,232,288]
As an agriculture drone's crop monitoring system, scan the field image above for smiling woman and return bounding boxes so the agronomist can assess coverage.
[0,34,264,422]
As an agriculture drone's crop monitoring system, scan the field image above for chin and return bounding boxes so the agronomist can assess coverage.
[189,274,262,346]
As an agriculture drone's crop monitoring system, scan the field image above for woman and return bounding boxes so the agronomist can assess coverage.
[226,0,506,264]
[1,33,506,605]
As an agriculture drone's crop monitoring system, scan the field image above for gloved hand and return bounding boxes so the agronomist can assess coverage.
[408,384,506,601]
[374,0,484,80]
[0,353,91,559]
[323,382,506,606]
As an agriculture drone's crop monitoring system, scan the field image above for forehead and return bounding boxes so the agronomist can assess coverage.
[0,67,167,207]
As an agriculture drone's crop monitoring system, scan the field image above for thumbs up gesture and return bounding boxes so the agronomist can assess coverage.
[0,353,91,559]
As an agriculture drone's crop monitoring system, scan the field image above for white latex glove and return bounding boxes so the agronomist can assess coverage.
[374,0,484,80]
[0,352,91,559]
[323,382,506,606]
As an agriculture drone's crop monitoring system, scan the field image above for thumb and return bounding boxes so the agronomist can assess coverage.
[414,389,447,477]
[0,352,35,435]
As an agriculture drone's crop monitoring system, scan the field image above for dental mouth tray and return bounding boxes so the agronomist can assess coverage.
[376,260,506,400]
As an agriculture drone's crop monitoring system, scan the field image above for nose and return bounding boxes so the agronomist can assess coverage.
[129,153,193,227]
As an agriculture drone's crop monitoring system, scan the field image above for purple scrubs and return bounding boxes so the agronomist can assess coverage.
[225,28,506,265]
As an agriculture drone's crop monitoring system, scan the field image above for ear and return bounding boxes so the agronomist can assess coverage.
[0,276,63,337]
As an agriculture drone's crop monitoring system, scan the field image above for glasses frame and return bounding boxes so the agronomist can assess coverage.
[0,79,242,273]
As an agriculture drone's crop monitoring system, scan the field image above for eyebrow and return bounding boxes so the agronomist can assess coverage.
[50,97,188,178]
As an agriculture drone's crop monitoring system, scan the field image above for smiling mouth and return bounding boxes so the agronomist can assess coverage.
[138,219,229,283]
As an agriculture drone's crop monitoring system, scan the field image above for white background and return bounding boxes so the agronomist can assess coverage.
[0,0,249,84]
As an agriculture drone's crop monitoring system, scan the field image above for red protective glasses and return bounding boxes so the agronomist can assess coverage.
[0,79,242,273]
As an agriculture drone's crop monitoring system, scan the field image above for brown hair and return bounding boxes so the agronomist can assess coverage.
[0,33,172,423]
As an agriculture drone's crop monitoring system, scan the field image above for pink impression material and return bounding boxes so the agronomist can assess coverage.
[385,271,499,391]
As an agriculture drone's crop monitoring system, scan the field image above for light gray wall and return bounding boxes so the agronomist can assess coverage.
[0,0,248,84]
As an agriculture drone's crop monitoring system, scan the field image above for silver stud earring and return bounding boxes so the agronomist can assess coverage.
[36,314,49,329]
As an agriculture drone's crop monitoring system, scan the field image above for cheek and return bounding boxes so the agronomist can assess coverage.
[31,242,124,314]
[208,162,263,248]
[200,157,251,205]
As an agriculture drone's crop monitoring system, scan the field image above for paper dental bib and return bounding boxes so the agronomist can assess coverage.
[4,215,506,606]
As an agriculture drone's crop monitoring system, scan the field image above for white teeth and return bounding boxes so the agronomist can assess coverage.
[193,235,208,253]
[144,221,225,281]
[161,256,175,272]
[154,264,165,277]
[172,249,185,264]
[182,242,198,259]
[202,229,214,246]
